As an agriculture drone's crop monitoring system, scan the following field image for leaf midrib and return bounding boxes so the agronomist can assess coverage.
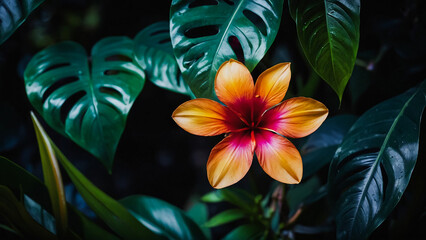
[347,89,419,237]
[211,0,246,74]
[323,0,337,88]
[86,58,105,150]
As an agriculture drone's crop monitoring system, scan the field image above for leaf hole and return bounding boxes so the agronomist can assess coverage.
[42,76,79,103]
[228,36,245,63]
[150,29,169,36]
[104,69,126,75]
[99,86,122,99]
[380,163,388,199]
[159,38,171,44]
[184,25,219,38]
[60,91,86,125]
[41,63,70,74]
[223,0,234,5]
[243,10,267,36]
[183,52,204,69]
[105,55,132,62]
[188,0,218,8]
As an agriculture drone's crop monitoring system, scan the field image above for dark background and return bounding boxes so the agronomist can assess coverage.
[0,0,425,239]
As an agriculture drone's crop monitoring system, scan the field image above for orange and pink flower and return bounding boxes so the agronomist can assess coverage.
[172,59,328,189]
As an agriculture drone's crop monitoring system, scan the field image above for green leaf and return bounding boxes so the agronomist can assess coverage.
[186,201,211,239]
[328,82,426,240]
[120,195,206,240]
[301,115,357,179]
[24,37,145,171]
[170,0,283,99]
[134,21,194,97]
[204,209,246,228]
[0,0,45,45]
[201,188,255,212]
[222,223,264,240]
[289,0,360,101]
[30,115,160,240]
[31,112,68,235]
[0,185,56,239]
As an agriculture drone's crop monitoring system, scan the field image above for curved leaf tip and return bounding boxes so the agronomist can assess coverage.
[289,0,361,101]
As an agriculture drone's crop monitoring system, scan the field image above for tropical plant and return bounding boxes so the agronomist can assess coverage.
[0,0,424,240]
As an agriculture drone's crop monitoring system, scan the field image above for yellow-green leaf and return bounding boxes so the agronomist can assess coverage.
[30,113,161,240]
[31,112,68,236]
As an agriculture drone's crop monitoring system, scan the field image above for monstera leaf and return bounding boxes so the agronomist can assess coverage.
[328,81,426,240]
[289,0,360,101]
[170,0,283,99]
[134,21,193,97]
[0,0,45,44]
[24,37,145,171]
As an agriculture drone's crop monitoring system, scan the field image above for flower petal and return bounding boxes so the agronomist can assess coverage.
[207,132,255,188]
[254,62,291,110]
[215,59,254,112]
[255,131,302,184]
[172,98,243,136]
[260,97,328,138]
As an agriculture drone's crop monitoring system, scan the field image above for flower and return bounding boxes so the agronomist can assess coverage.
[172,59,328,189]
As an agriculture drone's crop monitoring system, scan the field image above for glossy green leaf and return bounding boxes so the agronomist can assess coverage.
[201,188,255,212]
[328,82,426,240]
[31,112,68,235]
[204,209,246,228]
[186,201,211,239]
[134,21,194,97]
[120,195,206,240]
[222,223,264,240]
[170,0,283,99]
[30,115,160,240]
[24,37,145,171]
[301,115,357,179]
[0,0,45,44]
[0,185,56,240]
[289,0,360,101]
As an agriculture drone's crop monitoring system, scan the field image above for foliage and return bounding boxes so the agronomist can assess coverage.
[0,0,425,240]
[24,37,145,171]
[134,21,194,97]
[328,83,426,240]
[289,0,360,101]
[170,0,284,99]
